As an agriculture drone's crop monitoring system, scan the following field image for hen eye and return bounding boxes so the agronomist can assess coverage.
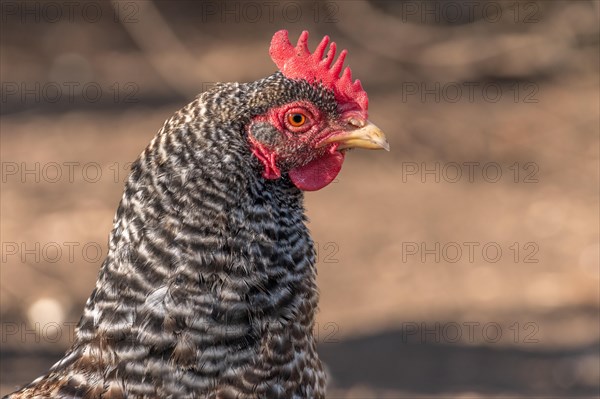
[287,113,306,127]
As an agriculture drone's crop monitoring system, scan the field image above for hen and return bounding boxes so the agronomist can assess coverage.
[5,30,388,399]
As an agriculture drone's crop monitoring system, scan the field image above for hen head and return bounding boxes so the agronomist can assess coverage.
[246,30,389,191]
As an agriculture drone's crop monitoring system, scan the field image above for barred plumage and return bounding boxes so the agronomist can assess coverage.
[5,30,388,399]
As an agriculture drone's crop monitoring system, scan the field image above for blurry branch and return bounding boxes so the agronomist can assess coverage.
[110,0,218,98]
[336,1,598,81]
[0,281,22,303]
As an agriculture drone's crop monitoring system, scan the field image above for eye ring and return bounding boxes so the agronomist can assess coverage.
[282,107,314,133]
[287,112,306,127]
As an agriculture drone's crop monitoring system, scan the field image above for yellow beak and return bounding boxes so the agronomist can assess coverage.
[319,121,390,151]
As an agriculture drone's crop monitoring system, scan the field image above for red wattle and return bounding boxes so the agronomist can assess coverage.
[289,151,345,191]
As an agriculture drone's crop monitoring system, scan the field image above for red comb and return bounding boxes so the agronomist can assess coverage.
[269,30,368,113]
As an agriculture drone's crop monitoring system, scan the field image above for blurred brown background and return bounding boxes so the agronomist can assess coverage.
[1,1,599,397]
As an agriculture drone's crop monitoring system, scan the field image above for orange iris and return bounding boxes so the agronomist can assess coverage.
[287,113,306,127]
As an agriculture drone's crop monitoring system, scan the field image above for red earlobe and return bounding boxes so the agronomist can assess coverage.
[250,140,280,180]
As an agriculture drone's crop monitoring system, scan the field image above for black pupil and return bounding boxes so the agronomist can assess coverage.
[292,114,303,124]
